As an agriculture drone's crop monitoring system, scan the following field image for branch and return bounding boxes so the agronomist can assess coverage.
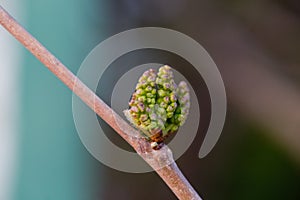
[0,6,202,200]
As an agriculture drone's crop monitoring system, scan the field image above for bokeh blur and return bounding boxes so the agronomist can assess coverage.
[0,0,300,199]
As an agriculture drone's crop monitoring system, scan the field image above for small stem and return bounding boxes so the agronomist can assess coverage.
[0,6,202,200]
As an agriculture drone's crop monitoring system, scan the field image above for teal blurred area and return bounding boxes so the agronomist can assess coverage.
[0,0,299,200]
[14,0,107,199]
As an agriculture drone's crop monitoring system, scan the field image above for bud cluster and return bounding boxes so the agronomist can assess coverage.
[124,65,190,147]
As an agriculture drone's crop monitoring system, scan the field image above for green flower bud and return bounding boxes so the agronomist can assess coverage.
[140,114,148,122]
[130,106,138,113]
[160,101,167,108]
[147,98,152,104]
[151,98,155,104]
[145,86,152,92]
[150,113,157,120]
[137,102,145,112]
[170,92,177,102]
[138,96,146,102]
[158,89,166,97]
[146,93,154,98]
[124,65,190,148]
[163,96,170,103]
[167,112,174,118]
[166,105,174,112]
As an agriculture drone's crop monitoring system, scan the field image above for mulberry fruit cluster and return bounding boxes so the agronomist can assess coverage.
[124,65,190,149]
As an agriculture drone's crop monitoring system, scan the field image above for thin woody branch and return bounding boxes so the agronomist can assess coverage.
[0,6,202,200]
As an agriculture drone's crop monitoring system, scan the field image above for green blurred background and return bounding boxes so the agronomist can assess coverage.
[0,0,299,199]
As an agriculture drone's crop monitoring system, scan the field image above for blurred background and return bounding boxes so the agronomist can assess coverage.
[0,0,300,199]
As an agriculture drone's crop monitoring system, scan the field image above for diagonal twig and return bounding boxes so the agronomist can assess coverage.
[0,6,202,200]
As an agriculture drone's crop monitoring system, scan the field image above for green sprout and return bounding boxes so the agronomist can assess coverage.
[124,65,190,149]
